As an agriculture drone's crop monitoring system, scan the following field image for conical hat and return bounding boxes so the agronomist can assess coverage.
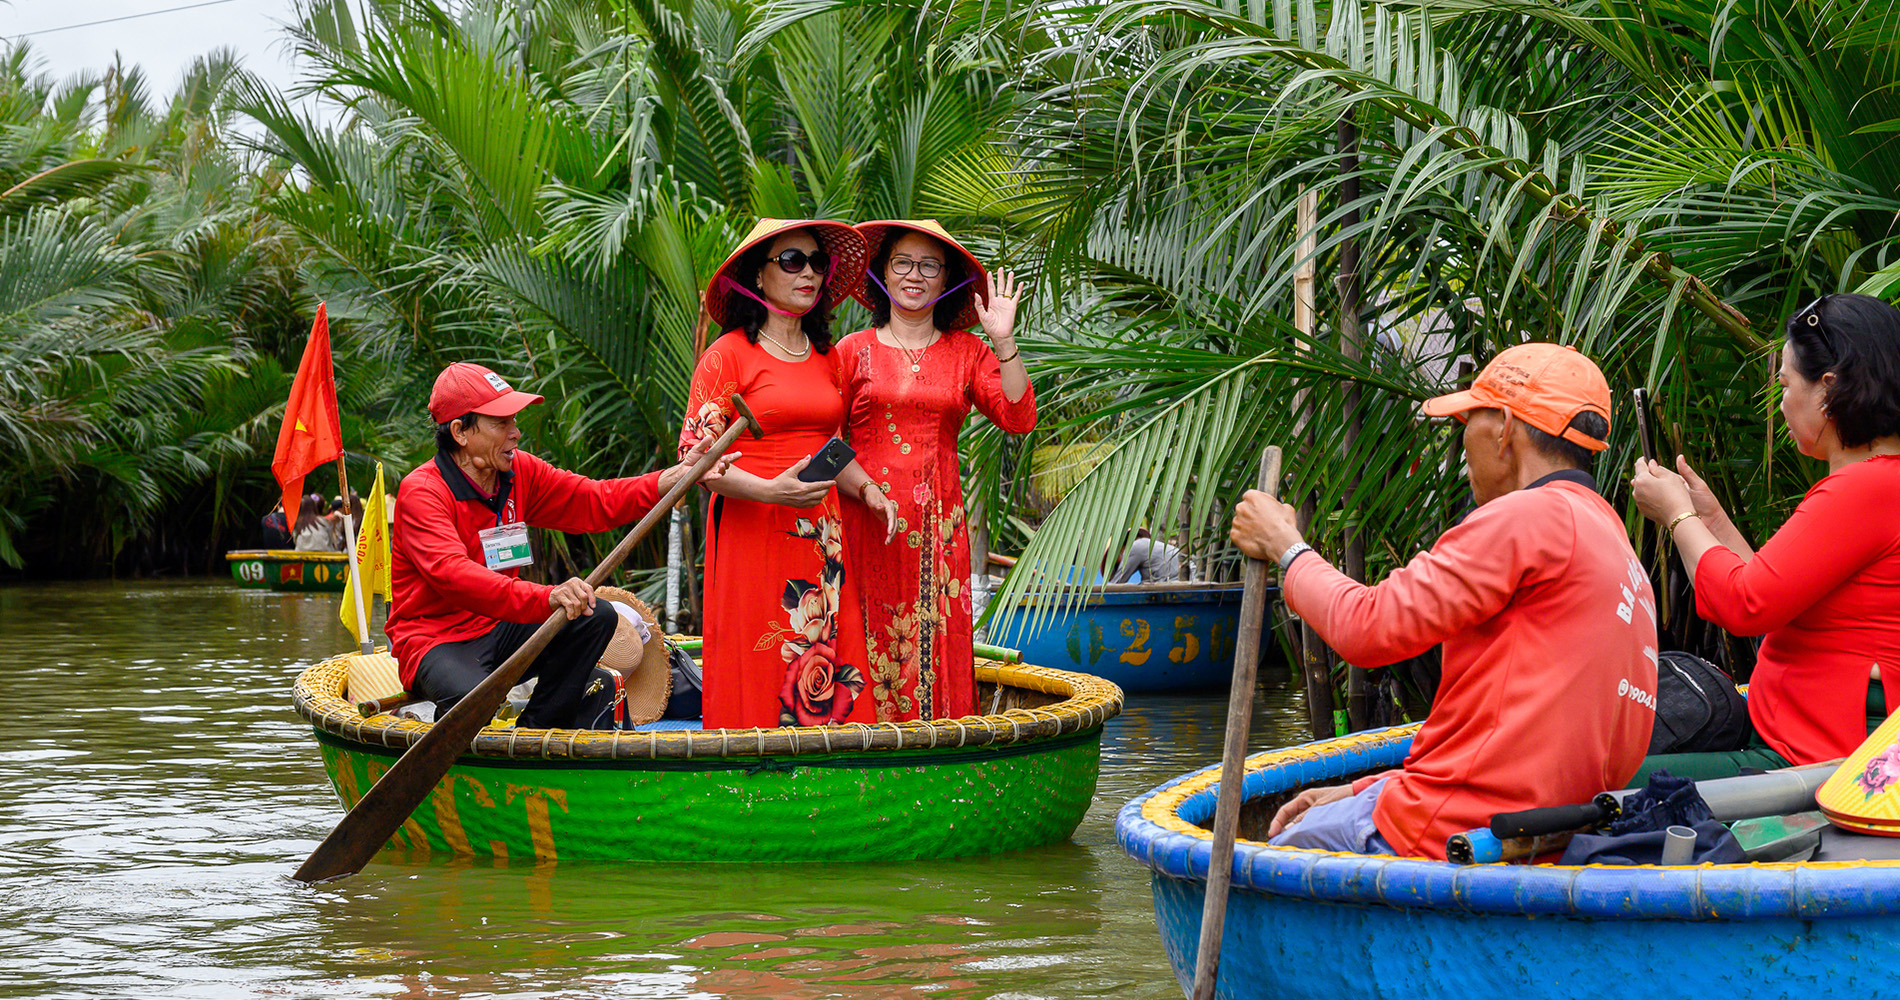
[1817,709,1900,836]
[702,219,868,332]
[593,587,671,725]
[851,219,991,332]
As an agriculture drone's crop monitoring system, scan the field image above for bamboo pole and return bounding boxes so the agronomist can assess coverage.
[337,455,372,655]
[1337,113,1371,733]
[1292,189,1337,739]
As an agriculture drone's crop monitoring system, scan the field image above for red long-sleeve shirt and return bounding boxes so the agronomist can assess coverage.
[1285,473,1658,859]
[1695,455,1900,764]
[386,450,662,686]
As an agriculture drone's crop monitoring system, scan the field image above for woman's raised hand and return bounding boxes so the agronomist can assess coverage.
[1631,455,1696,524]
[769,457,834,509]
[974,269,1027,347]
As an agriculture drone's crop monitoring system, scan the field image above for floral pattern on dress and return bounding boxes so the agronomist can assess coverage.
[758,514,865,726]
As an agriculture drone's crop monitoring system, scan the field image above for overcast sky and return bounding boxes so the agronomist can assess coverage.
[4,0,304,94]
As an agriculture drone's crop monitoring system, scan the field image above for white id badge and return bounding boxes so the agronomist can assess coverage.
[479,522,534,571]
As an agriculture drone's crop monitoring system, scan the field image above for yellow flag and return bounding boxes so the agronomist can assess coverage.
[341,462,393,645]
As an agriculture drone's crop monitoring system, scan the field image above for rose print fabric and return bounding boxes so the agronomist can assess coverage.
[837,328,1037,721]
[680,331,875,729]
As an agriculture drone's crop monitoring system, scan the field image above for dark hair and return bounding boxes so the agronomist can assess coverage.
[1521,410,1608,471]
[435,411,480,453]
[864,232,971,331]
[293,493,327,535]
[726,228,833,353]
[1785,293,1900,449]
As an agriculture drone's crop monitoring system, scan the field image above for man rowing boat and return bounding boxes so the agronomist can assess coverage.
[1230,344,1657,860]
[386,362,735,729]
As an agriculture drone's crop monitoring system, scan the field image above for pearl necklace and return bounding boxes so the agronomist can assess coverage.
[759,327,811,359]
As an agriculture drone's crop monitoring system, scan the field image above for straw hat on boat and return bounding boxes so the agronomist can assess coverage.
[594,587,670,725]
[700,218,868,336]
[851,219,991,332]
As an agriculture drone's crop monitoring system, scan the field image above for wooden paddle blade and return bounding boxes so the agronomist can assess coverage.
[729,392,764,439]
[292,414,757,884]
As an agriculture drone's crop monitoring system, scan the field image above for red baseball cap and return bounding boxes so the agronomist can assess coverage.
[1421,343,1612,451]
[428,362,545,423]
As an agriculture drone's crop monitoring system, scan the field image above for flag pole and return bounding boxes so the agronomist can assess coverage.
[337,454,373,655]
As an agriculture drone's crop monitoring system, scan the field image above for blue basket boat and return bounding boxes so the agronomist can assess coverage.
[989,582,1265,695]
[1118,724,1900,999]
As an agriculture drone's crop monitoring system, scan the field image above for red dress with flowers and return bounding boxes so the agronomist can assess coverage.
[837,329,1037,721]
[680,332,876,729]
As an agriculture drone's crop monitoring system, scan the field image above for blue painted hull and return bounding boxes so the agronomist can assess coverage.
[1119,725,1900,998]
[990,584,1256,694]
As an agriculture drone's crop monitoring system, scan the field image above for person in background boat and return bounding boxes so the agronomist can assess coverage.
[388,362,733,729]
[838,219,1036,722]
[1632,293,1900,771]
[260,501,291,548]
[292,493,341,552]
[1229,344,1657,860]
[682,219,895,729]
[331,492,363,537]
[1109,528,1183,584]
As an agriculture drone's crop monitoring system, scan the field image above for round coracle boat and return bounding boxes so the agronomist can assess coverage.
[225,549,349,592]
[990,582,1270,695]
[295,648,1122,864]
[1118,724,1900,999]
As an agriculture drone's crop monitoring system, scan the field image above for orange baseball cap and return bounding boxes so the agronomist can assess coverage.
[1421,343,1612,451]
[428,362,544,423]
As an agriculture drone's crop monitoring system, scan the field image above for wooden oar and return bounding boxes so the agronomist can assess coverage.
[1189,444,1282,1000]
[292,394,763,884]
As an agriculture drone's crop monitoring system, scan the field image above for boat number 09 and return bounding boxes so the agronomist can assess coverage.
[237,561,266,582]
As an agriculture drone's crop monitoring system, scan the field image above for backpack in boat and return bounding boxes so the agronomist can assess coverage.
[662,643,702,720]
[1647,650,1752,754]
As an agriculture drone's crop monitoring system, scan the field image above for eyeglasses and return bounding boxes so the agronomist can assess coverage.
[1791,295,1837,357]
[889,256,944,279]
[771,248,831,274]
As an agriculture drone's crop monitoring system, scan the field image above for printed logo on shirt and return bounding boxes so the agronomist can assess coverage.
[1617,676,1657,711]
[484,371,511,392]
[1615,556,1657,628]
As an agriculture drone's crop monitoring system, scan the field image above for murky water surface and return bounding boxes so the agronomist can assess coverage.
[0,580,1306,999]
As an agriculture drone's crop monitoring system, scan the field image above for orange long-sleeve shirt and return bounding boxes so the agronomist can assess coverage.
[386,450,661,687]
[1285,473,1658,859]
[1695,455,1900,764]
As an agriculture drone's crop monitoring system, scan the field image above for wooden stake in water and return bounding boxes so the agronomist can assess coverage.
[1189,444,1282,1000]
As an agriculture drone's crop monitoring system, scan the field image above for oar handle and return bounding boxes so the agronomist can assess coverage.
[292,397,758,885]
[1189,444,1282,1000]
[1490,800,1612,840]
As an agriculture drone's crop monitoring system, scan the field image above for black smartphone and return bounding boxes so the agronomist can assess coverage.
[797,436,856,483]
[1632,387,1656,464]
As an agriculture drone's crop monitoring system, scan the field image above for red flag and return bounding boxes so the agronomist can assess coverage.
[273,304,344,526]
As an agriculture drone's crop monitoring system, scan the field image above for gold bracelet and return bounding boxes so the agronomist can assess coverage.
[995,347,1020,364]
[858,480,881,503]
[1665,510,1700,534]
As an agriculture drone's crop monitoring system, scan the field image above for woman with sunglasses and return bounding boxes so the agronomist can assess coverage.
[836,220,1036,722]
[681,219,898,730]
[1632,293,1900,770]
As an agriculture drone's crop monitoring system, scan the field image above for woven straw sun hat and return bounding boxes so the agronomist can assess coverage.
[701,218,868,334]
[592,587,671,725]
[852,219,991,332]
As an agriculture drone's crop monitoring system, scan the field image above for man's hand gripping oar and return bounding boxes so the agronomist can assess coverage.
[292,394,762,885]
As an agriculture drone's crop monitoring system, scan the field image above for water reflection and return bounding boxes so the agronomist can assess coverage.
[0,580,1305,998]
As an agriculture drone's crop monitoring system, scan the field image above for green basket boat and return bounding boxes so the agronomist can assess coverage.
[225,549,349,592]
[292,649,1124,864]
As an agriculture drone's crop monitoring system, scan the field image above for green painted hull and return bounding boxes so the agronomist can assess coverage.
[314,727,1103,863]
[225,549,349,592]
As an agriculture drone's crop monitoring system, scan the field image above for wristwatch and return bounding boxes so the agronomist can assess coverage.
[1278,541,1314,572]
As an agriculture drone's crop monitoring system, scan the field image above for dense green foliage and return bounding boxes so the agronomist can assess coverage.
[5,0,1898,714]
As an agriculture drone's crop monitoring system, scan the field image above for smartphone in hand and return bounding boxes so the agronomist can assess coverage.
[797,437,856,483]
[1632,388,1656,464]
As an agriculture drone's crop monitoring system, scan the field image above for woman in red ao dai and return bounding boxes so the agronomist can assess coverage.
[836,220,1037,721]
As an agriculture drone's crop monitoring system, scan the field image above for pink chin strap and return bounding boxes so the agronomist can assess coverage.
[720,274,819,317]
[867,270,976,312]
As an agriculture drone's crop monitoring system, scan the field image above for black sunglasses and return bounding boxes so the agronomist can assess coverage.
[770,248,831,274]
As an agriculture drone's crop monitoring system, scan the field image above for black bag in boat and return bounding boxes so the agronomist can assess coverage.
[1647,650,1752,754]
[662,643,702,720]
[1558,769,1745,865]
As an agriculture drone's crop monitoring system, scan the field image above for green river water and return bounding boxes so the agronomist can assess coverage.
[0,580,1308,999]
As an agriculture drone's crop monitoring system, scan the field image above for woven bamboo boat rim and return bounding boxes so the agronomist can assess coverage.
[226,549,349,563]
[293,647,1123,761]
